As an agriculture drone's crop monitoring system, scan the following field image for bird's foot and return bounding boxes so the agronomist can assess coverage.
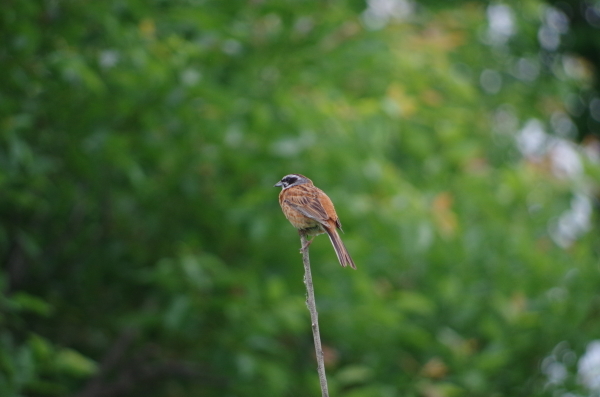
[300,236,315,253]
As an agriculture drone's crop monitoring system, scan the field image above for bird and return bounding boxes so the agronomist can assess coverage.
[274,174,356,269]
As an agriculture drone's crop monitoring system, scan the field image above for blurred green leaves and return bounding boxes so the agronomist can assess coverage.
[0,291,96,396]
[1,0,600,396]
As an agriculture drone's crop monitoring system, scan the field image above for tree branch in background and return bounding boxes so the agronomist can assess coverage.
[73,329,225,397]
[300,234,329,397]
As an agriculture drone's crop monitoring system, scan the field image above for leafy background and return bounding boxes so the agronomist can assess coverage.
[2,0,600,396]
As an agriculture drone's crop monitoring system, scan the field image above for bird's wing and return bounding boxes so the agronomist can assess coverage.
[284,186,330,226]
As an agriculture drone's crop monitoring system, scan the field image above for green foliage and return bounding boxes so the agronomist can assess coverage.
[1,0,599,396]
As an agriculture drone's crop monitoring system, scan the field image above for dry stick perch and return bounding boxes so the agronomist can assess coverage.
[300,234,330,397]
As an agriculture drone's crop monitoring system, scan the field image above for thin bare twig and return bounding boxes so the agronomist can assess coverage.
[300,234,329,397]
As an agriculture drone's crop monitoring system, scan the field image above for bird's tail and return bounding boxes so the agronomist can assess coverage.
[326,228,356,269]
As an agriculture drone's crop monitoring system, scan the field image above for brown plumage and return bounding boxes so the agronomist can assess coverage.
[274,174,356,269]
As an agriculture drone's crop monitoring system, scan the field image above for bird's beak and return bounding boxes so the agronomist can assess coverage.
[274,181,283,187]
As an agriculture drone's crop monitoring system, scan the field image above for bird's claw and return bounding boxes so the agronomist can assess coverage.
[300,237,315,252]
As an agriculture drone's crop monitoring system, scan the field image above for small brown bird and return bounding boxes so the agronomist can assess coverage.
[274,174,356,269]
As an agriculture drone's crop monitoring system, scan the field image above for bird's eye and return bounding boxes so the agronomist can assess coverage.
[285,176,297,184]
